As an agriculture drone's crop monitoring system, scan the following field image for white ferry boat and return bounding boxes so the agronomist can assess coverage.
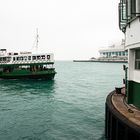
[0,49,56,79]
[0,29,56,79]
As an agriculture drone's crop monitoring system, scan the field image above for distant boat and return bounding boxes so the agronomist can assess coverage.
[0,30,56,79]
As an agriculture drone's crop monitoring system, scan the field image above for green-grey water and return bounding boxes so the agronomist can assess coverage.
[0,61,125,140]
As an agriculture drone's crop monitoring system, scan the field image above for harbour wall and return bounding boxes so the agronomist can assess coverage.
[73,60,127,63]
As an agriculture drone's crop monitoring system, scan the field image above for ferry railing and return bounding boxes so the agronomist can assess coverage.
[11,59,54,64]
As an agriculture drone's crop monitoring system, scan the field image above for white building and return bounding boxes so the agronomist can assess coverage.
[99,40,128,58]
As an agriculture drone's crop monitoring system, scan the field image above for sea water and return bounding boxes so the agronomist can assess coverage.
[0,61,125,140]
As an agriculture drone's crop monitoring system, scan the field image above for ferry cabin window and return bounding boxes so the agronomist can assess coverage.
[37,56,41,60]
[20,57,23,61]
[47,55,50,59]
[23,56,27,61]
[3,57,6,61]
[41,55,45,59]
[17,57,23,61]
[0,57,5,62]
[17,57,19,61]
[28,56,31,60]
[33,56,36,60]
[14,53,18,55]
[135,50,140,70]
[6,57,11,62]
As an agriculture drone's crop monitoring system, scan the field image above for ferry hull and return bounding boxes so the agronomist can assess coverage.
[0,73,56,80]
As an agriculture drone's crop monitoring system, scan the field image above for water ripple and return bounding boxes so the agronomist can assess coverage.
[0,61,125,140]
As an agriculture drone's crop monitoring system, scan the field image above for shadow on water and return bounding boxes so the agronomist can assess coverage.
[0,79,57,140]
[97,134,106,140]
[0,79,56,97]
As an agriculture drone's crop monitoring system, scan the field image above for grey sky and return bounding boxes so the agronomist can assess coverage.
[0,0,124,60]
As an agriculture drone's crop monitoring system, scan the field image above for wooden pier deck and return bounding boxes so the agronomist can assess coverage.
[112,89,140,127]
[105,88,140,140]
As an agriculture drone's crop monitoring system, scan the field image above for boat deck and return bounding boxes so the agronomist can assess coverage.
[112,88,140,127]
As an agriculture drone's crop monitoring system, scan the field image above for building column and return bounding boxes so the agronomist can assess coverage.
[127,0,131,19]
[136,0,140,15]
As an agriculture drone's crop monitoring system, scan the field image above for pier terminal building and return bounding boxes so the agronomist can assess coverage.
[99,39,128,59]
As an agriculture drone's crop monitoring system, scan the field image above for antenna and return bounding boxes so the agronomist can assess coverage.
[35,28,39,52]
[31,28,39,53]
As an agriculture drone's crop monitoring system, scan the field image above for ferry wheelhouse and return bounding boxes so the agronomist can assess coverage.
[0,49,56,79]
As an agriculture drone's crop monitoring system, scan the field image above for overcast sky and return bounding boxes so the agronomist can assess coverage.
[0,0,124,60]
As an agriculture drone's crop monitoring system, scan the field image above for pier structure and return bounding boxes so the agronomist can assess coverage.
[105,89,140,140]
[105,0,140,139]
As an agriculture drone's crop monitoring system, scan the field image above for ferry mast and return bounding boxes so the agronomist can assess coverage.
[32,28,39,53]
[35,28,39,52]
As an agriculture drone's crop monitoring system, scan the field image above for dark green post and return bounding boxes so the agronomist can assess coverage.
[123,65,128,96]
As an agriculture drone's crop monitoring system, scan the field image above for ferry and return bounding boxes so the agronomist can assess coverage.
[105,0,140,139]
[0,49,56,79]
[0,30,56,80]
